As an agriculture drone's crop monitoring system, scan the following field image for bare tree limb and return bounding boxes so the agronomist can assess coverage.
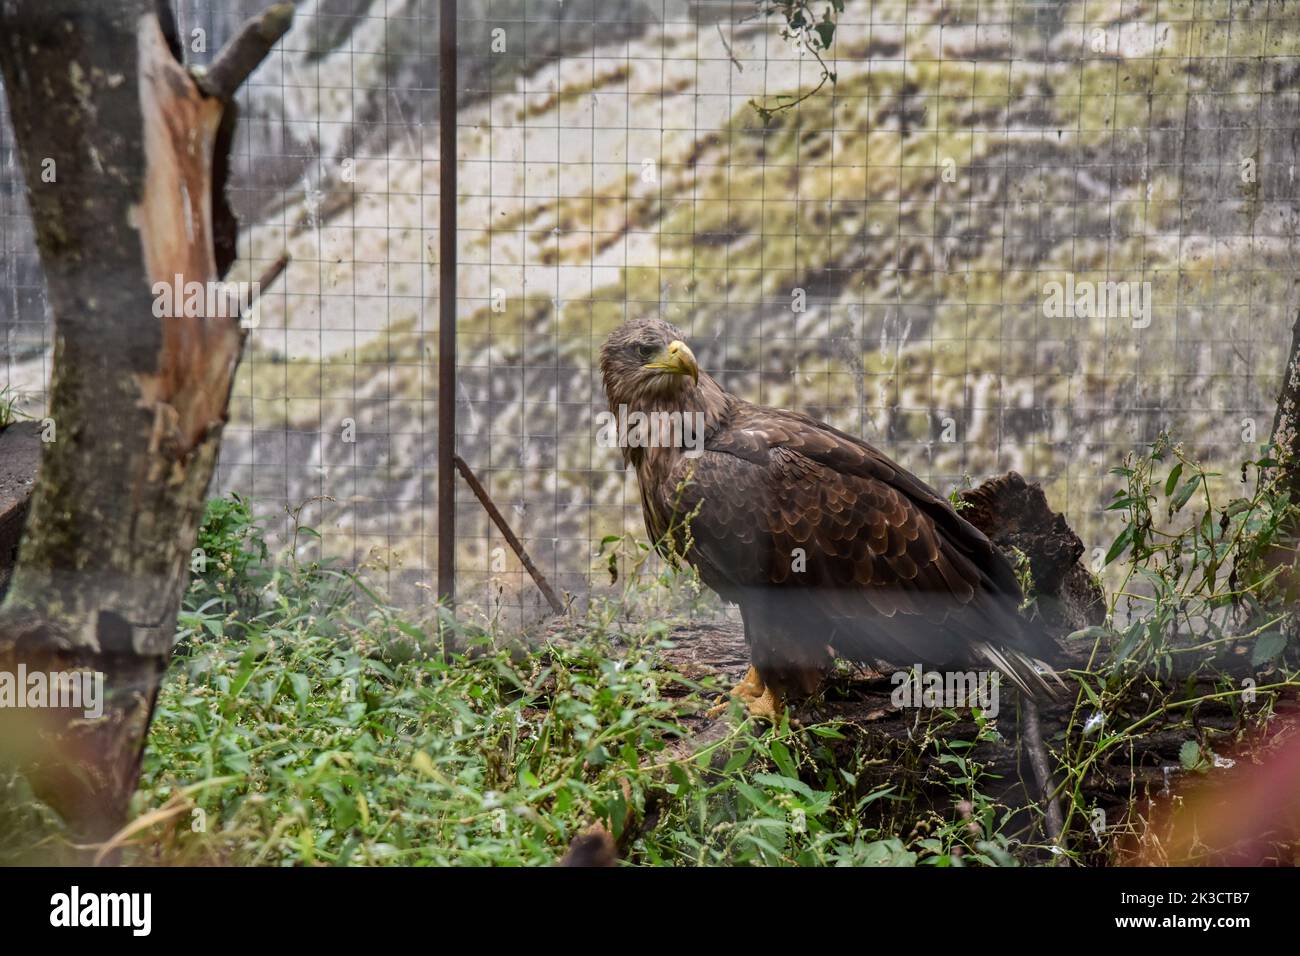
[453,455,565,615]
[716,23,743,72]
[1022,696,1066,855]
[193,2,294,102]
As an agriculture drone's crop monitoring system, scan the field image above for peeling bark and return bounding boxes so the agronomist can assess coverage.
[0,0,291,844]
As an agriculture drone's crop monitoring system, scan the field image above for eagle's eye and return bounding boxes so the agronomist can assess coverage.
[636,341,658,361]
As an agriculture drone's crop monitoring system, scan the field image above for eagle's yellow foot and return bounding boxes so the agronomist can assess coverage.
[706,667,787,723]
[745,686,786,724]
[706,665,764,718]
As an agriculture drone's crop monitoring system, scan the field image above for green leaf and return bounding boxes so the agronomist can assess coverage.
[814,17,836,48]
[394,620,426,642]
[1223,497,1252,517]
[1104,524,1134,566]
[223,642,265,711]
[289,672,310,711]
[1164,462,1183,496]
[752,772,821,802]
[854,786,895,811]
[974,840,1018,867]
[858,839,917,866]
[1179,740,1200,770]
[1078,678,1102,707]
[1113,621,1144,662]
[1171,476,1199,512]
[768,740,798,778]
[722,746,754,773]
[734,781,777,814]
[1251,631,1288,667]
[808,724,846,739]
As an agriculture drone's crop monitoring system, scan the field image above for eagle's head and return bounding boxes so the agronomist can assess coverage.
[599,317,701,410]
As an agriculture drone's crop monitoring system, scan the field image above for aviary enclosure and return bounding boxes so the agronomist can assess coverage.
[0,0,1298,884]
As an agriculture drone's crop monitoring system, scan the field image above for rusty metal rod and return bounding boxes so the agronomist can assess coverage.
[436,0,457,606]
[453,455,565,615]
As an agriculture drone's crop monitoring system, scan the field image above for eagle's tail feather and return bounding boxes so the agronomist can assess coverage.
[974,642,1065,699]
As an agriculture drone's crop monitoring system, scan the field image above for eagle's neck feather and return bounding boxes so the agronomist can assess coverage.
[616,373,731,475]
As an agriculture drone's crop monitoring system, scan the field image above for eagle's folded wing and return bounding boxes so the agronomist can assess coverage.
[651,404,1059,674]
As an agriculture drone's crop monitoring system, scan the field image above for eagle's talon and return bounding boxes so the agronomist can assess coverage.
[745,687,789,725]
[704,666,765,719]
[704,696,731,719]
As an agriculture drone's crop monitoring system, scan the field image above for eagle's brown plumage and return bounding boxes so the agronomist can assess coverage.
[600,318,1060,709]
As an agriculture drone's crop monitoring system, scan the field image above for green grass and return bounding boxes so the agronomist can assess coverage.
[111,497,1033,866]
[135,624,1026,865]
[0,387,24,429]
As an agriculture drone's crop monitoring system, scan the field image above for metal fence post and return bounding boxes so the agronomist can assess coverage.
[436,0,457,607]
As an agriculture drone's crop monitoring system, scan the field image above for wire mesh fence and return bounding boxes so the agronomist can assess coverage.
[2,0,1298,632]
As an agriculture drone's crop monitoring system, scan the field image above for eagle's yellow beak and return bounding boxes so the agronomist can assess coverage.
[644,340,699,385]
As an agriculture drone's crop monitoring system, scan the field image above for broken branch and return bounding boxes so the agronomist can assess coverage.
[194,2,294,101]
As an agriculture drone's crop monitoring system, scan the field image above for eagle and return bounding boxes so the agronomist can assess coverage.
[600,318,1061,720]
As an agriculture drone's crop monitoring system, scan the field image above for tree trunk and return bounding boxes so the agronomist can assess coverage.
[0,0,291,845]
[1266,307,1300,604]
[1271,307,1300,491]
